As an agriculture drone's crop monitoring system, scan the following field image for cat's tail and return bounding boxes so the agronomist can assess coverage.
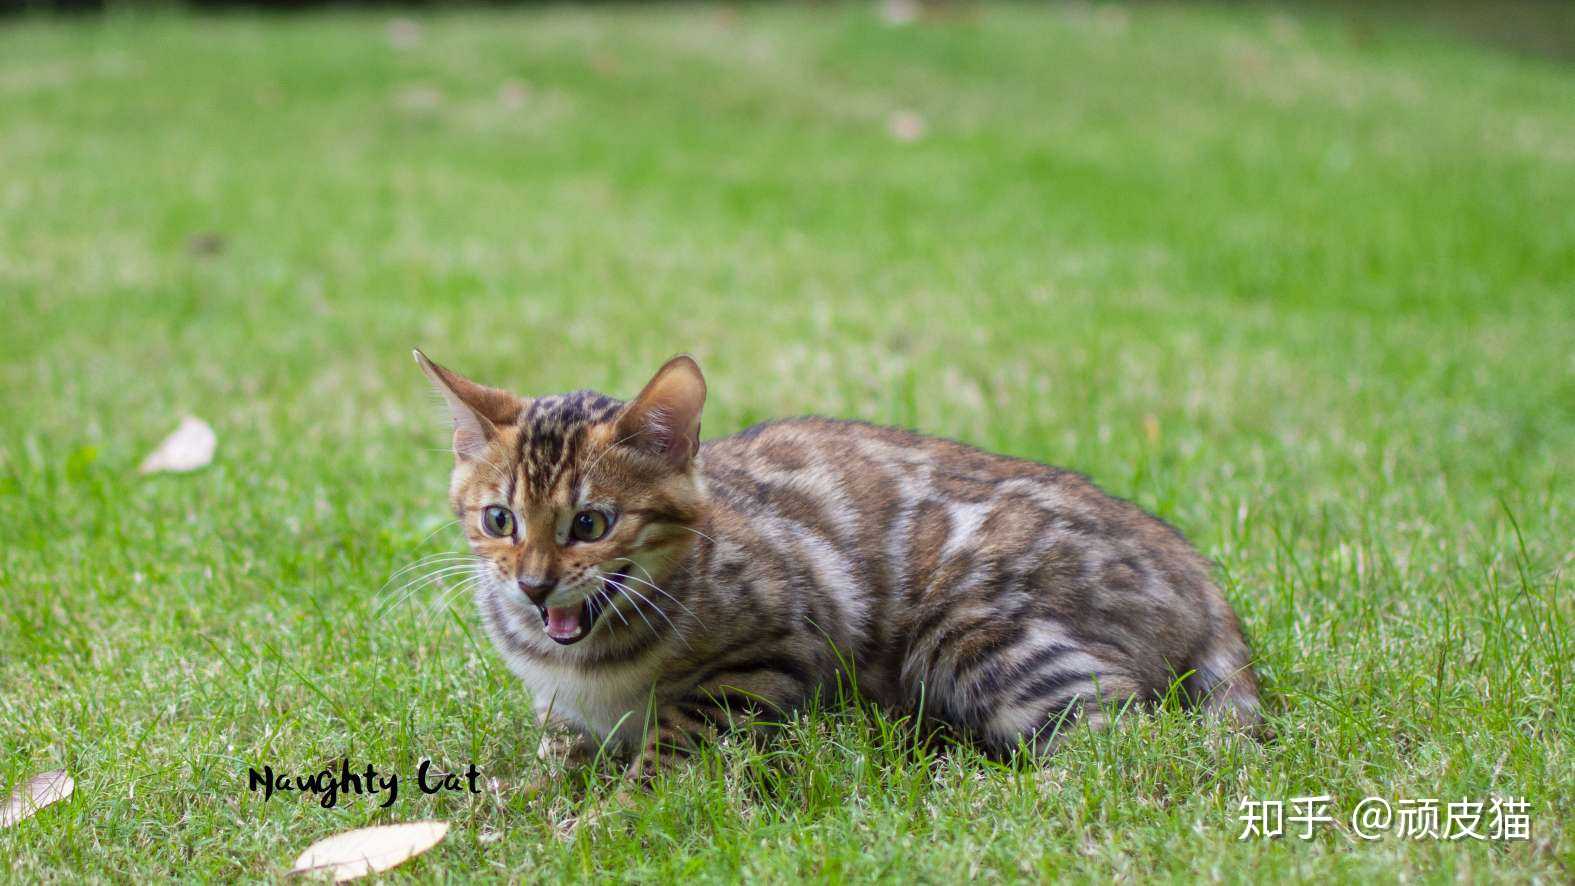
[1183,614,1264,733]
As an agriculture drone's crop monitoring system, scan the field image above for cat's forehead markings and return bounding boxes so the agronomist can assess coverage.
[517,390,623,499]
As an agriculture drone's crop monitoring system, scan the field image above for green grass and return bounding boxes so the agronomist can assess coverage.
[1,2,1571,880]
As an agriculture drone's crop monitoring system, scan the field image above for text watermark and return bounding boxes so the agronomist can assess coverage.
[1238,796,1531,841]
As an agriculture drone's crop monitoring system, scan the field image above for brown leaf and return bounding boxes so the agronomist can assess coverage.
[138,416,216,474]
[1143,414,1161,444]
[290,821,449,882]
[497,79,530,112]
[888,110,927,142]
[393,84,444,114]
[1,770,74,828]
[881,0,919,26]
[386,18,422,50]
[187,232,226,257]
[589,51,621,77]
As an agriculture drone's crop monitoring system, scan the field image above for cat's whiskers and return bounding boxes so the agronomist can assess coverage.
[382,560,483,595]
[420,575,479,622]
[585,592,609,641]
[596,587,630,628]
[415,519,461,545]
[425,573,486,623]
[616,561,704,628]
[380,570,481,619]
[604,576,690,649]
[377,562,484,616]
[603,578,661,641]
[590,588,628,644]
[673,524,718,545]
[383,552,477,580]
[380,556,480,595]
[377,565,481,614]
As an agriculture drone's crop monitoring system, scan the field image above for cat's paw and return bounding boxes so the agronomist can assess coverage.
[623,751,667,784]
[536,730,594,765]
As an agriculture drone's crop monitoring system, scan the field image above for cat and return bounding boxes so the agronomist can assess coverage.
[414,350,1261,778]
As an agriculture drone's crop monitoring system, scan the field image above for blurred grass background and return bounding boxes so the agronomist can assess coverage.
[0,2,1571,880]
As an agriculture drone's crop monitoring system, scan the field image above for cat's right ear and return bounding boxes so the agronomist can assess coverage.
[413,349,524,460]
[615,354,707,470]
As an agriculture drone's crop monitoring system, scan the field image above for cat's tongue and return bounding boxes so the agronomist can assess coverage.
[544,604,585,642]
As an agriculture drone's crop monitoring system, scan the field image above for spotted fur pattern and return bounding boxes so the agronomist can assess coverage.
[415,352,1261,777]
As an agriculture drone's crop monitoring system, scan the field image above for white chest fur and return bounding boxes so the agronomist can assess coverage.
[501,651,658,751]
[479,587,672,751]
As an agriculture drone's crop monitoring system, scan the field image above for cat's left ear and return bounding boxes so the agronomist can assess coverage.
[413,349,525,460]
[615,355,706,469]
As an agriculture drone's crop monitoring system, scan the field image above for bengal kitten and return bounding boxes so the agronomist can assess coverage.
[414,351,1260,777]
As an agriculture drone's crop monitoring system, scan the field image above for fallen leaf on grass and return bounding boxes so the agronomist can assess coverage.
[1094,5,1130,35]
[497,79,530,112]
[1,770,74,828]
[393,84,444,114]
[882,0,919,26]
[187,232,226,257]
[386,17,422,50]
[290,821,449,882]
[589,51,621,77]
[1143,414,1161,444]
[888,110,927,142]
[138,416,216,474]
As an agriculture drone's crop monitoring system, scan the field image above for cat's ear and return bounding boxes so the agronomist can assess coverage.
[615,355,706,469]
[413,349,524,459]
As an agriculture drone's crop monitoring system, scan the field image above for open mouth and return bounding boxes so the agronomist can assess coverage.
[534,567,628,646]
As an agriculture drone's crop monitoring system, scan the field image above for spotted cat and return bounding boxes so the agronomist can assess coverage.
[414,351,1260,776]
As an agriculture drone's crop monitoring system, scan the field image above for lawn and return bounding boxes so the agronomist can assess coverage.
[1,2,1571,880]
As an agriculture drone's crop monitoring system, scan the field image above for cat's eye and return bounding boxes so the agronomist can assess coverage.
[481,506,515,538]
[570,510,611,542]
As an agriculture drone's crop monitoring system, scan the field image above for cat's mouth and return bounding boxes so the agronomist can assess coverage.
[534,568,627,645]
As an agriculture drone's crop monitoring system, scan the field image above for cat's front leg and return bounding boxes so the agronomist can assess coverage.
[625,674,799,781]
[520,714,597,800]
[535,712,595,766]
[624,705,710,781]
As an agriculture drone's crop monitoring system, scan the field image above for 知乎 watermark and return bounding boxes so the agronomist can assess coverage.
[1237,796,1531,841]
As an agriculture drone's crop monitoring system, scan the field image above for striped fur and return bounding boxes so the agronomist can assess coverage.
[415,352,1261,776]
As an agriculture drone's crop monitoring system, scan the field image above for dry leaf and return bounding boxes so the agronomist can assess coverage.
[138,416,216,474]
[1,770,74,828]
[497,79,530,112]
[888,110,927,142]
[1269,13,1303,44]
[589,52,621,77]
[1143,414,1161,444]
[1096,5,1130,34]
[393,84,443,114]
[881,0,919,26]
[386,18,422,50]
[187,232,226,257]
[290,821,449,882]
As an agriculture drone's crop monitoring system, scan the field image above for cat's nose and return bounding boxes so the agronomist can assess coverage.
[517,575,556,604]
